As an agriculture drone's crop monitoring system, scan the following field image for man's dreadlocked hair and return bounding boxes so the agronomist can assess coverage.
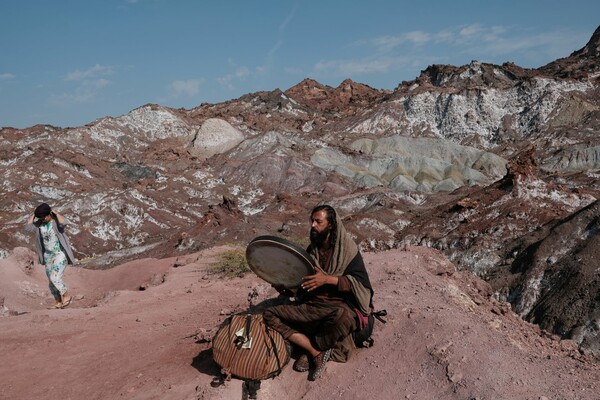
[311,204,337,247]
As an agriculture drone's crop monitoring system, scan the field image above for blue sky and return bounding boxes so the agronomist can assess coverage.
[1,1,599,129]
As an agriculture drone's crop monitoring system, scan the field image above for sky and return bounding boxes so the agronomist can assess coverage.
[1,1,599,129]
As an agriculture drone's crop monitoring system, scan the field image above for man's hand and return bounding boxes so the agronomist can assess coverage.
[301,268,338,292]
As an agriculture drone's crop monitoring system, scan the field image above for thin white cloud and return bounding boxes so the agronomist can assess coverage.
[471,29,583,58]
[218,64,263,90]
[363,24,489,52]
[167,79,203,98]
[51,91,93,104]
[0,73,15,80]
[435,30,455,43]
[316,59,393,75]
[51,65,114,105]
[315,24,589,79]
[284,66,304,75]
[117,0,152,11]
[236,67,251,80]
[217,75,234,90]
[51,78,113,104]
[459,24,484,38]
[268,3,297,59]
[65,64,114,81]
[267,38,285,59]
[361,30,433,53]
[93,79,110,89]
[279,4,296,31]
[315,55,439,77]
[218,4,297,90]
[217,4,297,91]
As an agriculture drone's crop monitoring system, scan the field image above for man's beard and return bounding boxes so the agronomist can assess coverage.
[310,225,331,247]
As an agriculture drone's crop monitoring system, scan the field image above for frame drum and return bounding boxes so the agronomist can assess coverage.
[246,235,316,288]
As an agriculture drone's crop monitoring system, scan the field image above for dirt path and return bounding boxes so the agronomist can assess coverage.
[1,245,599,399]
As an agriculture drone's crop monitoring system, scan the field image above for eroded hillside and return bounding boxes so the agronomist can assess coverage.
[2,26,600,358]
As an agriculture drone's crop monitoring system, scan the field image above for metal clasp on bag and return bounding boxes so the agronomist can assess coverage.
[234,313,253,349]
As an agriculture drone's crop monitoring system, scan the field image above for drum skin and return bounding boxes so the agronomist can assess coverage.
[245,235,316,288]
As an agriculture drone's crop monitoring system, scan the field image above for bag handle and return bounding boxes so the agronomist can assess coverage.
[265,327,284,374]
[373,309,387,323]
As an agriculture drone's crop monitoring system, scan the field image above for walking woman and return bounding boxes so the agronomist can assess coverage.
[25,203,76,309]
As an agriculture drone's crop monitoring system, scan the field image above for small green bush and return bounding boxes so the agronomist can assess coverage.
[209,248,250,278]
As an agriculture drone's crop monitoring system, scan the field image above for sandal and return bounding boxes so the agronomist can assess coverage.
[61,296,72,308]
[309,349,331,381]
[293,353,310,372]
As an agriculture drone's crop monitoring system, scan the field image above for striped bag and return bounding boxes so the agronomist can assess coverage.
[212,312,291,381]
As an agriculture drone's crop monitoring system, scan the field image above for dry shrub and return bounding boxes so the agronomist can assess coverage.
[209,247,250,278]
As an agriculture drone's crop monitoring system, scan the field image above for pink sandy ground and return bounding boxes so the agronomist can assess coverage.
[1,245,599,400]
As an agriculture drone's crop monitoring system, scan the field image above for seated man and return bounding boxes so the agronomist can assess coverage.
[263,205,373,380]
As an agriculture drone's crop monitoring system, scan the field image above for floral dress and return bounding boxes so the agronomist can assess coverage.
[40,222,68,297]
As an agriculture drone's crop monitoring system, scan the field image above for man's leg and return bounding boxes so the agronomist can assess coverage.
[264,302,338,380]
[313,303,357,351]
[288,332,320,358]
[287,331,331,379]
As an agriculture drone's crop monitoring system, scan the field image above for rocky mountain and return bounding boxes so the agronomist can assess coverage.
[1,26,600,356]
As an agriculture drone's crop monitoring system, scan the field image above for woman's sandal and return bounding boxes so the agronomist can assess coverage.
[61,296,72,308]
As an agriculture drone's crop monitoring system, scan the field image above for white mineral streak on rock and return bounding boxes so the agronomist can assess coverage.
[228,131,305,161]
[40,172,59,180]
[515,230,581,317]
[0,157,19,167]
[395,191,427,205]
[29,185,72,200]
[52,159,93,178]
[543,145,600,172]
[230,187,265,216]
[87,124,126,150]
[333,196,382,214]
[110,201,144,231]
[191,118,245,160]
[90,220,122,242]
[512,176,595,212]
[129,189,160,210]
[302,121,314,132]
[12,128,55,149]
[357,218,395,236]
[119,106,192,140]
[280,99,307,117]
[191,170,224,201]
[350,79,592,147]
[81,106,194,151]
